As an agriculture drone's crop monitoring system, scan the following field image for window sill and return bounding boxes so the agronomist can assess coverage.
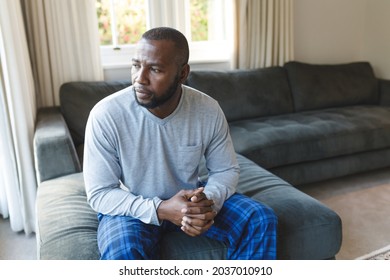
[100,40,232,70]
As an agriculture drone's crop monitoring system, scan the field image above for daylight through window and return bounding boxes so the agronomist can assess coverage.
[96,0,232,67]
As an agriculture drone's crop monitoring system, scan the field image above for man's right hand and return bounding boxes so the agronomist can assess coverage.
[157,188,215,232]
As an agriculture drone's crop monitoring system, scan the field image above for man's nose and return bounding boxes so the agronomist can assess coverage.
[134,67,148,84]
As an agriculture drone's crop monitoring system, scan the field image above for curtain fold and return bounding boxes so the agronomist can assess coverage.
[234,0,294,69]
[22,0,104,107]
[0,0,37,234]
[0,0,104,234]
[147,0,187,33]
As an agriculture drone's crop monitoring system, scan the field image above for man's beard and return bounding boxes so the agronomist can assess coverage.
[134,75,181,109]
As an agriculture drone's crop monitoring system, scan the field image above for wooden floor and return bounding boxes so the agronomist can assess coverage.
[1,166,390,260]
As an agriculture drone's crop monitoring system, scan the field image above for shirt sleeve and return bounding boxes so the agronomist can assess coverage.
[83,106,163,225]
[202,105,240,212]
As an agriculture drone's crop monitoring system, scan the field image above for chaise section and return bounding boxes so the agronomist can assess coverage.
[233,154,342,260]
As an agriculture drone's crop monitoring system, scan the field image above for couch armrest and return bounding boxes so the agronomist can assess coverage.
[379,79,390,106]
[34,107,81,183]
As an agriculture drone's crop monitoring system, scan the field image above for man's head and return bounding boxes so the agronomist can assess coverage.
[141,27,189,66]
[131,27,190,117]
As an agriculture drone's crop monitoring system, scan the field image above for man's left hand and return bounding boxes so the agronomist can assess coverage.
[180,189,217,237]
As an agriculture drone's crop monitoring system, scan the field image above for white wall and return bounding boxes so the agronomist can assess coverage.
[361,0,390,79]
[293,0,366,64]
[294,0,390,79]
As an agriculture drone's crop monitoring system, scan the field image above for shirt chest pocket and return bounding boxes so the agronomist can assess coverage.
[177,144,203,176]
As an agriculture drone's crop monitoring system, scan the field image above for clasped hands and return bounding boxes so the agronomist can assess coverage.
[157,187,217,237]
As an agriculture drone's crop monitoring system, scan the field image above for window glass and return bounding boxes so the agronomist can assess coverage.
[96,0,232,67]
[96,0,146,46]
[190,0,208,42]
[96,0,113,45]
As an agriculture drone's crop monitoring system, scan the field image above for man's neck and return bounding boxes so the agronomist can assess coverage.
[148,88,183,119]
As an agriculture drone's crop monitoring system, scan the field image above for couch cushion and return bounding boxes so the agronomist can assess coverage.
[230,105,390,169]
[60,81,131,147]
[186,67,294,122]
[36,172,100,260]
[285,61,379,112]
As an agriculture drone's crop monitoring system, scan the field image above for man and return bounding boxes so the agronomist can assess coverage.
[83,27,277,260]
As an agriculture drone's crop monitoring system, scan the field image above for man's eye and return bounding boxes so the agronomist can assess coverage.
[132,64,140,69]
[151,68,160,73]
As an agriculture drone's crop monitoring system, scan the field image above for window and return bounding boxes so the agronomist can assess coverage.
[96,0,233,68]
[97,0,147,46]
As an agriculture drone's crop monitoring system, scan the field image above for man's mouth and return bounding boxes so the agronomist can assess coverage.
[134,87,152,100]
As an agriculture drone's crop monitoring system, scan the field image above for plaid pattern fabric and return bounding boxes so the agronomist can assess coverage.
[203,193,277,259]
[97,193,277,260]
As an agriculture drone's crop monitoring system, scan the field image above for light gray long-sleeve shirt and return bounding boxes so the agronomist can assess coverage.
[83,85,239,225]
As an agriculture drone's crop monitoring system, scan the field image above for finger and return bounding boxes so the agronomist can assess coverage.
[181,187,204,200]
[190,191,206,202]
[189,198,214,208]
[189,187,205,202]
[181,219,214,237]
[181,198,214,214]
[181,206,212,215]
[182,215,211,227]
[181,206,214,216]
[181,221,213,236]
[183,211,217,221]
[193,187,204,195]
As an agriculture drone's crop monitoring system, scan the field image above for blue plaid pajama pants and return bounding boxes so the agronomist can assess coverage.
[97,193,277,260]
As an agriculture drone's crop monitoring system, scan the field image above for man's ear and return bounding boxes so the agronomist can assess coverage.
[179,64,190,84]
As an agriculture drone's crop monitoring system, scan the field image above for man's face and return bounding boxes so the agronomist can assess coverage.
[131,39,185,110]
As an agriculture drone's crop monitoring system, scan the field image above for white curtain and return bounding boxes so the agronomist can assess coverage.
[22,0,104,107]
[147,0,187,33]
[0,0,37,234]
[234,0,294,69]
[0,0,104,234]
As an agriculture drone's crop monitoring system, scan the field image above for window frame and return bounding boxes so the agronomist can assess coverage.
[99,0,233,68]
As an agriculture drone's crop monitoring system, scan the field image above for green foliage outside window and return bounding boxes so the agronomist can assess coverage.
[190,0,208,41]
[96,0,146,45]
[96,0,209,46]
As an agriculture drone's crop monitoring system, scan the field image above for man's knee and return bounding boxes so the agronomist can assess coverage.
[248,200,278,232]
[229,194,277,219]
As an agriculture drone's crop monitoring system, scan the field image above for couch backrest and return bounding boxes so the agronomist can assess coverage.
[185,67,294,122]
[60,81,131,147]
[285,61,379,112]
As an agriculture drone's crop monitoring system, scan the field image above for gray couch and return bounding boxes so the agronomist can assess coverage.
[186,61,390,185]
[34,60,390,260]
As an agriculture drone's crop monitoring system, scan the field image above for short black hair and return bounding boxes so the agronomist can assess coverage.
[142,27,189,65]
